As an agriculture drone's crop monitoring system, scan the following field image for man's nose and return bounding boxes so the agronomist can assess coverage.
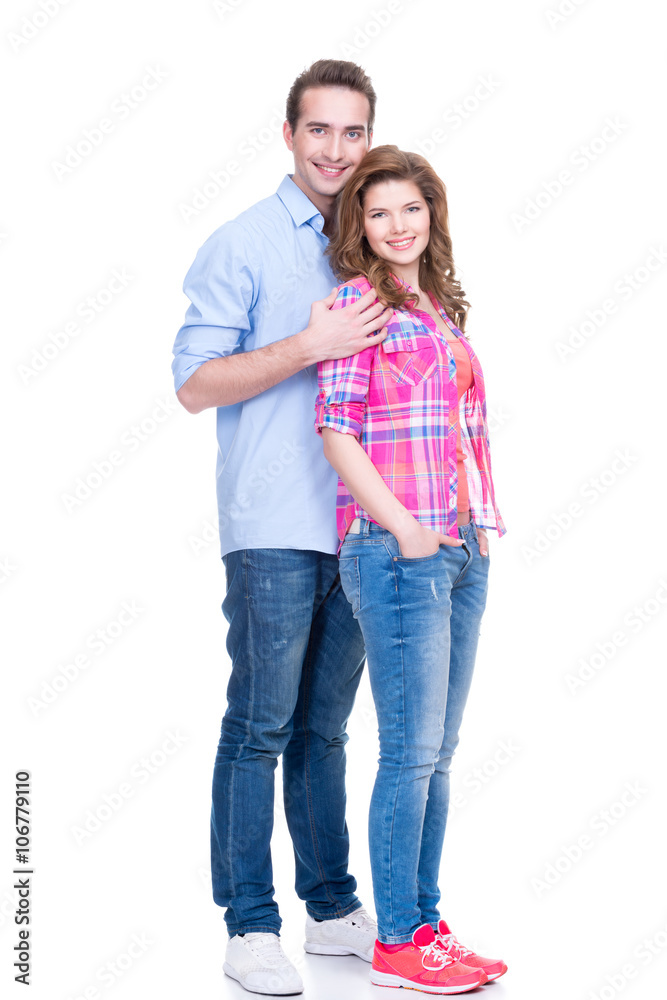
[323,133,344,162]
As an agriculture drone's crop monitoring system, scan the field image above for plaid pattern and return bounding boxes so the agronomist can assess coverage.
[315,275,506,550]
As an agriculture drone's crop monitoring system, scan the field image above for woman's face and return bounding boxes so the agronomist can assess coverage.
[362,178,430,270]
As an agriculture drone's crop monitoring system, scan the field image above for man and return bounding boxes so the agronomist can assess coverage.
[172,60,391,996]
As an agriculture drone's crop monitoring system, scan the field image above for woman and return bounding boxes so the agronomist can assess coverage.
[314,146,507,994]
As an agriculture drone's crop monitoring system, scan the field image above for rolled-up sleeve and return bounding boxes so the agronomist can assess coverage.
[172,221,257,394]
[315,283,374,439]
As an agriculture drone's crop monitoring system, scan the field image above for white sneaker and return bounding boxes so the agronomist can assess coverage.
[224,932,304,995]
[304,906,377,962]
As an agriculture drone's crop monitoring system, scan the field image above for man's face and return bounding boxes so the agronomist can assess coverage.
[283,86,372,210]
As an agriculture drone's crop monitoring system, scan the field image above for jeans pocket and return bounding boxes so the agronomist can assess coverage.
[383,530,443,562]
[397,544,443,562]
[338,556,361,616]
[464,523,490,562]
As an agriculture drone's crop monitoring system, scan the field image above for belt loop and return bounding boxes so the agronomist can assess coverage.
[347,516,375,537]
[349,517,371,535]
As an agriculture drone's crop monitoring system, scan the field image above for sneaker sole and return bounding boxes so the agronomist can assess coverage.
[223,962,303,996]
[370,969,483,994]
[304,942,373,962]
[484,967,507,981]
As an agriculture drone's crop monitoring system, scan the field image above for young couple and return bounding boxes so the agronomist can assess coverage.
[173,59,506,996]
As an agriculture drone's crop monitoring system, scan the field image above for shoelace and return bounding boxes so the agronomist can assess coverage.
[341,906,374,930]
[440,933,474,960]
[420,939,457,971]
[244,933,288,968]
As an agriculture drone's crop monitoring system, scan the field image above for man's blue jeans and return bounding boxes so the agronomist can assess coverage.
[212,548,367,937]
[338,519,490,944]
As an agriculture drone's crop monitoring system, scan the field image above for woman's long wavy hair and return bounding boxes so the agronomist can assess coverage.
[327,145,470,331]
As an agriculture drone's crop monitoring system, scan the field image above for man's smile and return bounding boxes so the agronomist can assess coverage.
[313,162,348,177]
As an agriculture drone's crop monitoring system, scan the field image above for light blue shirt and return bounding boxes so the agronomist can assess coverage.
[172,175,340,558]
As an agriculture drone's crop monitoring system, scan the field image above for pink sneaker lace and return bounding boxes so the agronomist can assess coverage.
[419,938,457,972]
[439,932,474,961]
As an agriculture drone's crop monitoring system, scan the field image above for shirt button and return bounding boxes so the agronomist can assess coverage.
[393,557,397,561]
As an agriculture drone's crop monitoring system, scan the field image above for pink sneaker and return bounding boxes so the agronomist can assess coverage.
[436,919,508,981]
[370,923,485,994]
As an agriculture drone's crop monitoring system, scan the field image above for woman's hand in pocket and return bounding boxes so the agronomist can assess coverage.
[396,521,464,559]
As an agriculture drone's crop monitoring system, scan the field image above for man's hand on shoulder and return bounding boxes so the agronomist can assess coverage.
[174,286,392,414]
[299,287,392,364]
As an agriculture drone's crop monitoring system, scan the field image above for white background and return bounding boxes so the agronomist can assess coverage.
[2,1,666,998]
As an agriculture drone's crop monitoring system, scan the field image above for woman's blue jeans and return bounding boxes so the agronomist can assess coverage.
[212,548,367,937]
[338,519,490,944]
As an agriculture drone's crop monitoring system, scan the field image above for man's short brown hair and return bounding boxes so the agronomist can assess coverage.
[286,59,376,134]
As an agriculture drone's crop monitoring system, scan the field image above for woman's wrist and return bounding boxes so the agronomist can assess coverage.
[392,511,423,544]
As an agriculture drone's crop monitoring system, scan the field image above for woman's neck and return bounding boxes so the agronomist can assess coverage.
[390,262,420,291]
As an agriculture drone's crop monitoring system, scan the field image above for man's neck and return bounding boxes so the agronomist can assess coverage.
[321,212,336,237]
[289,173,335,233]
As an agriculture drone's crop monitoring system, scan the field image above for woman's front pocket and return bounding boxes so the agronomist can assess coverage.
[383,530,442,563]
[396,544,443,562]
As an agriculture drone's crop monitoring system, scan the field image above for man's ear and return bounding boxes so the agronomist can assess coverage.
[367,129,373,152]
[283,120,294,151]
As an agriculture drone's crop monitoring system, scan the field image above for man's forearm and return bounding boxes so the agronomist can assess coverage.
[177,328,319,413]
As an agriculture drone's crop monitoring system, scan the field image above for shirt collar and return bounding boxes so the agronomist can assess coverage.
[277,174,325,233]
[390,273,462,336]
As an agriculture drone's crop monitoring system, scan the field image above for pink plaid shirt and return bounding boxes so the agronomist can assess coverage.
[315,275,506,551]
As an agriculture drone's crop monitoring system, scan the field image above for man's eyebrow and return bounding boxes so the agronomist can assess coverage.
[365,200,422,212]
[303,121,368,132]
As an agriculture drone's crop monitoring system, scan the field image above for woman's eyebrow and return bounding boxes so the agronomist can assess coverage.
[365,200,422,212]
